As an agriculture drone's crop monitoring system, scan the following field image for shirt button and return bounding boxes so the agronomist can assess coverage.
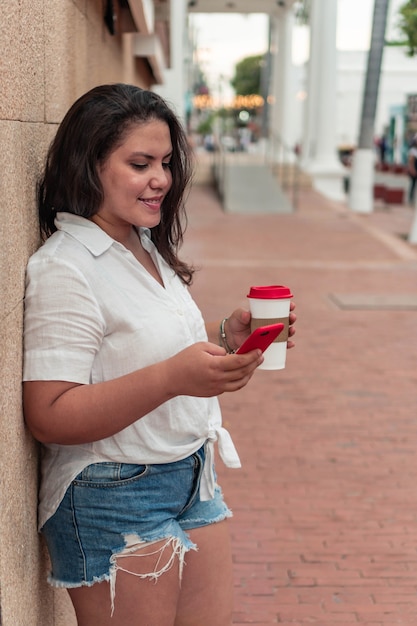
[176,309,184,316]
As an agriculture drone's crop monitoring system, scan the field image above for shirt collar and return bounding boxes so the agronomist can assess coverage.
[54,212,152,257]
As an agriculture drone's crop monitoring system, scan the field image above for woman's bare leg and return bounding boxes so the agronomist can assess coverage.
[68,537,182,626]
[175,520,234,626]
[67,520,234,626]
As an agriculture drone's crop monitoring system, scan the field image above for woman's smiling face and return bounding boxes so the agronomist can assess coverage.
[94,119,173,236]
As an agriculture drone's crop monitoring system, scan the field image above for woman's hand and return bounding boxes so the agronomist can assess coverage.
[224,302,297,351]
[287,301,296,349]
[166,341,263,397]
[223,308,252,352]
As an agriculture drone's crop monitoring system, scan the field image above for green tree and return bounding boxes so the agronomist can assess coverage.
[294,0,310,24]
[398,0,417,55]
[230,54,263,96]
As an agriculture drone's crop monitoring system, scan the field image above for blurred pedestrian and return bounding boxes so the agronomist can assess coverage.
[378,133,387,164]
[407,134,417,204]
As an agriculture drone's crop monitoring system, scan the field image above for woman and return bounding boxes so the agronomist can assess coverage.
[23,83,296,626]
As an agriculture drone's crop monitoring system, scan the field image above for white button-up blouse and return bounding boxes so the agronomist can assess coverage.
[23,213,240,530]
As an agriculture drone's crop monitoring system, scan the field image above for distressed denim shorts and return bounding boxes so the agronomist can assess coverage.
[41,445,231,607]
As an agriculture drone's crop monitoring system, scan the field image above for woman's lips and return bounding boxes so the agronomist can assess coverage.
[139,196,163,211]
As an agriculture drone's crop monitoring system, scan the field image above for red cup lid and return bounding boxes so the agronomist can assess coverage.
[247,285,293,299]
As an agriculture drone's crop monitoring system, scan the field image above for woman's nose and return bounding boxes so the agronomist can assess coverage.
[150,164,171,188]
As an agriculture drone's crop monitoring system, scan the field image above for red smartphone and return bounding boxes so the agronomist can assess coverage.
[236,323,285,355]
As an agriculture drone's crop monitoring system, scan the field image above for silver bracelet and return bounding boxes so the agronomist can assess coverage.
[219,317,235,354]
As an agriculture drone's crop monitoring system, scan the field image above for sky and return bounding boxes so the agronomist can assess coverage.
[189,0,405,103]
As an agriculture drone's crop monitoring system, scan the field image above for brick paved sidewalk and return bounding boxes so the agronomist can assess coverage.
[182,169,417,625]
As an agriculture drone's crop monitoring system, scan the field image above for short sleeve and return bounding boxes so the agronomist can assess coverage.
[23,257,105,383]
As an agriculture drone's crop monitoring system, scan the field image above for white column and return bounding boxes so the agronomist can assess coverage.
[409,202,417,243]
[153,0,187,122]
[269,10,296,156]
[301,0,320,167]
[303,0,346,200]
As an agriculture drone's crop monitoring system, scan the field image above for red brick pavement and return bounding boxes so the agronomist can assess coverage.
[182,165,417,625]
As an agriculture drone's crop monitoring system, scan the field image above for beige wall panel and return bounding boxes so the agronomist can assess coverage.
[44,0,133,124]
[0,120,59,625]
[1,1,164,622]
[0,121,25,321]
[0,0,44,122]
[54,588,77,626]
[73,0,87,13]
[0,120,52,321]
[1,2,21,119]
[22,122,58,255]
[84,1,151,88]
[85,1,128,87]
[44,0,89,123]
[19,0,45,122]
[0,301,53,626]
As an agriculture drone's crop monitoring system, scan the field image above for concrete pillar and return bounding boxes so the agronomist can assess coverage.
[269,9,296,156]
[409,201,417,243]
[153,0,187,122]
[301,0,319,167]
[348,149,375,212]
[303,0,345,200]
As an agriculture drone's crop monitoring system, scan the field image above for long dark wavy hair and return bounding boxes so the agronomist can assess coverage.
[38,83,195,284]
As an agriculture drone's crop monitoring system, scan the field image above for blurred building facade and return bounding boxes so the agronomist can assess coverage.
[2,0,416,623]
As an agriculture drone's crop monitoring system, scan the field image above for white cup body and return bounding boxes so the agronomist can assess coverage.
[248,297,291,370]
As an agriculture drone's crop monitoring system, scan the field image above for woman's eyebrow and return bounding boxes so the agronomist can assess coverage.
[129,151,152,159]
[129,151,173,160]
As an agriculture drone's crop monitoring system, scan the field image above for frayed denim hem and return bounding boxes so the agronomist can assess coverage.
[47,533,197,616]
[181,507,233,529]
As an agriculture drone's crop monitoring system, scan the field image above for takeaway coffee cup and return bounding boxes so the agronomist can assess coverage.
[247,285,293,370]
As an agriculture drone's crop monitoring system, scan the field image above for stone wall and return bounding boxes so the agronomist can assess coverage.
[0,2,152,623]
